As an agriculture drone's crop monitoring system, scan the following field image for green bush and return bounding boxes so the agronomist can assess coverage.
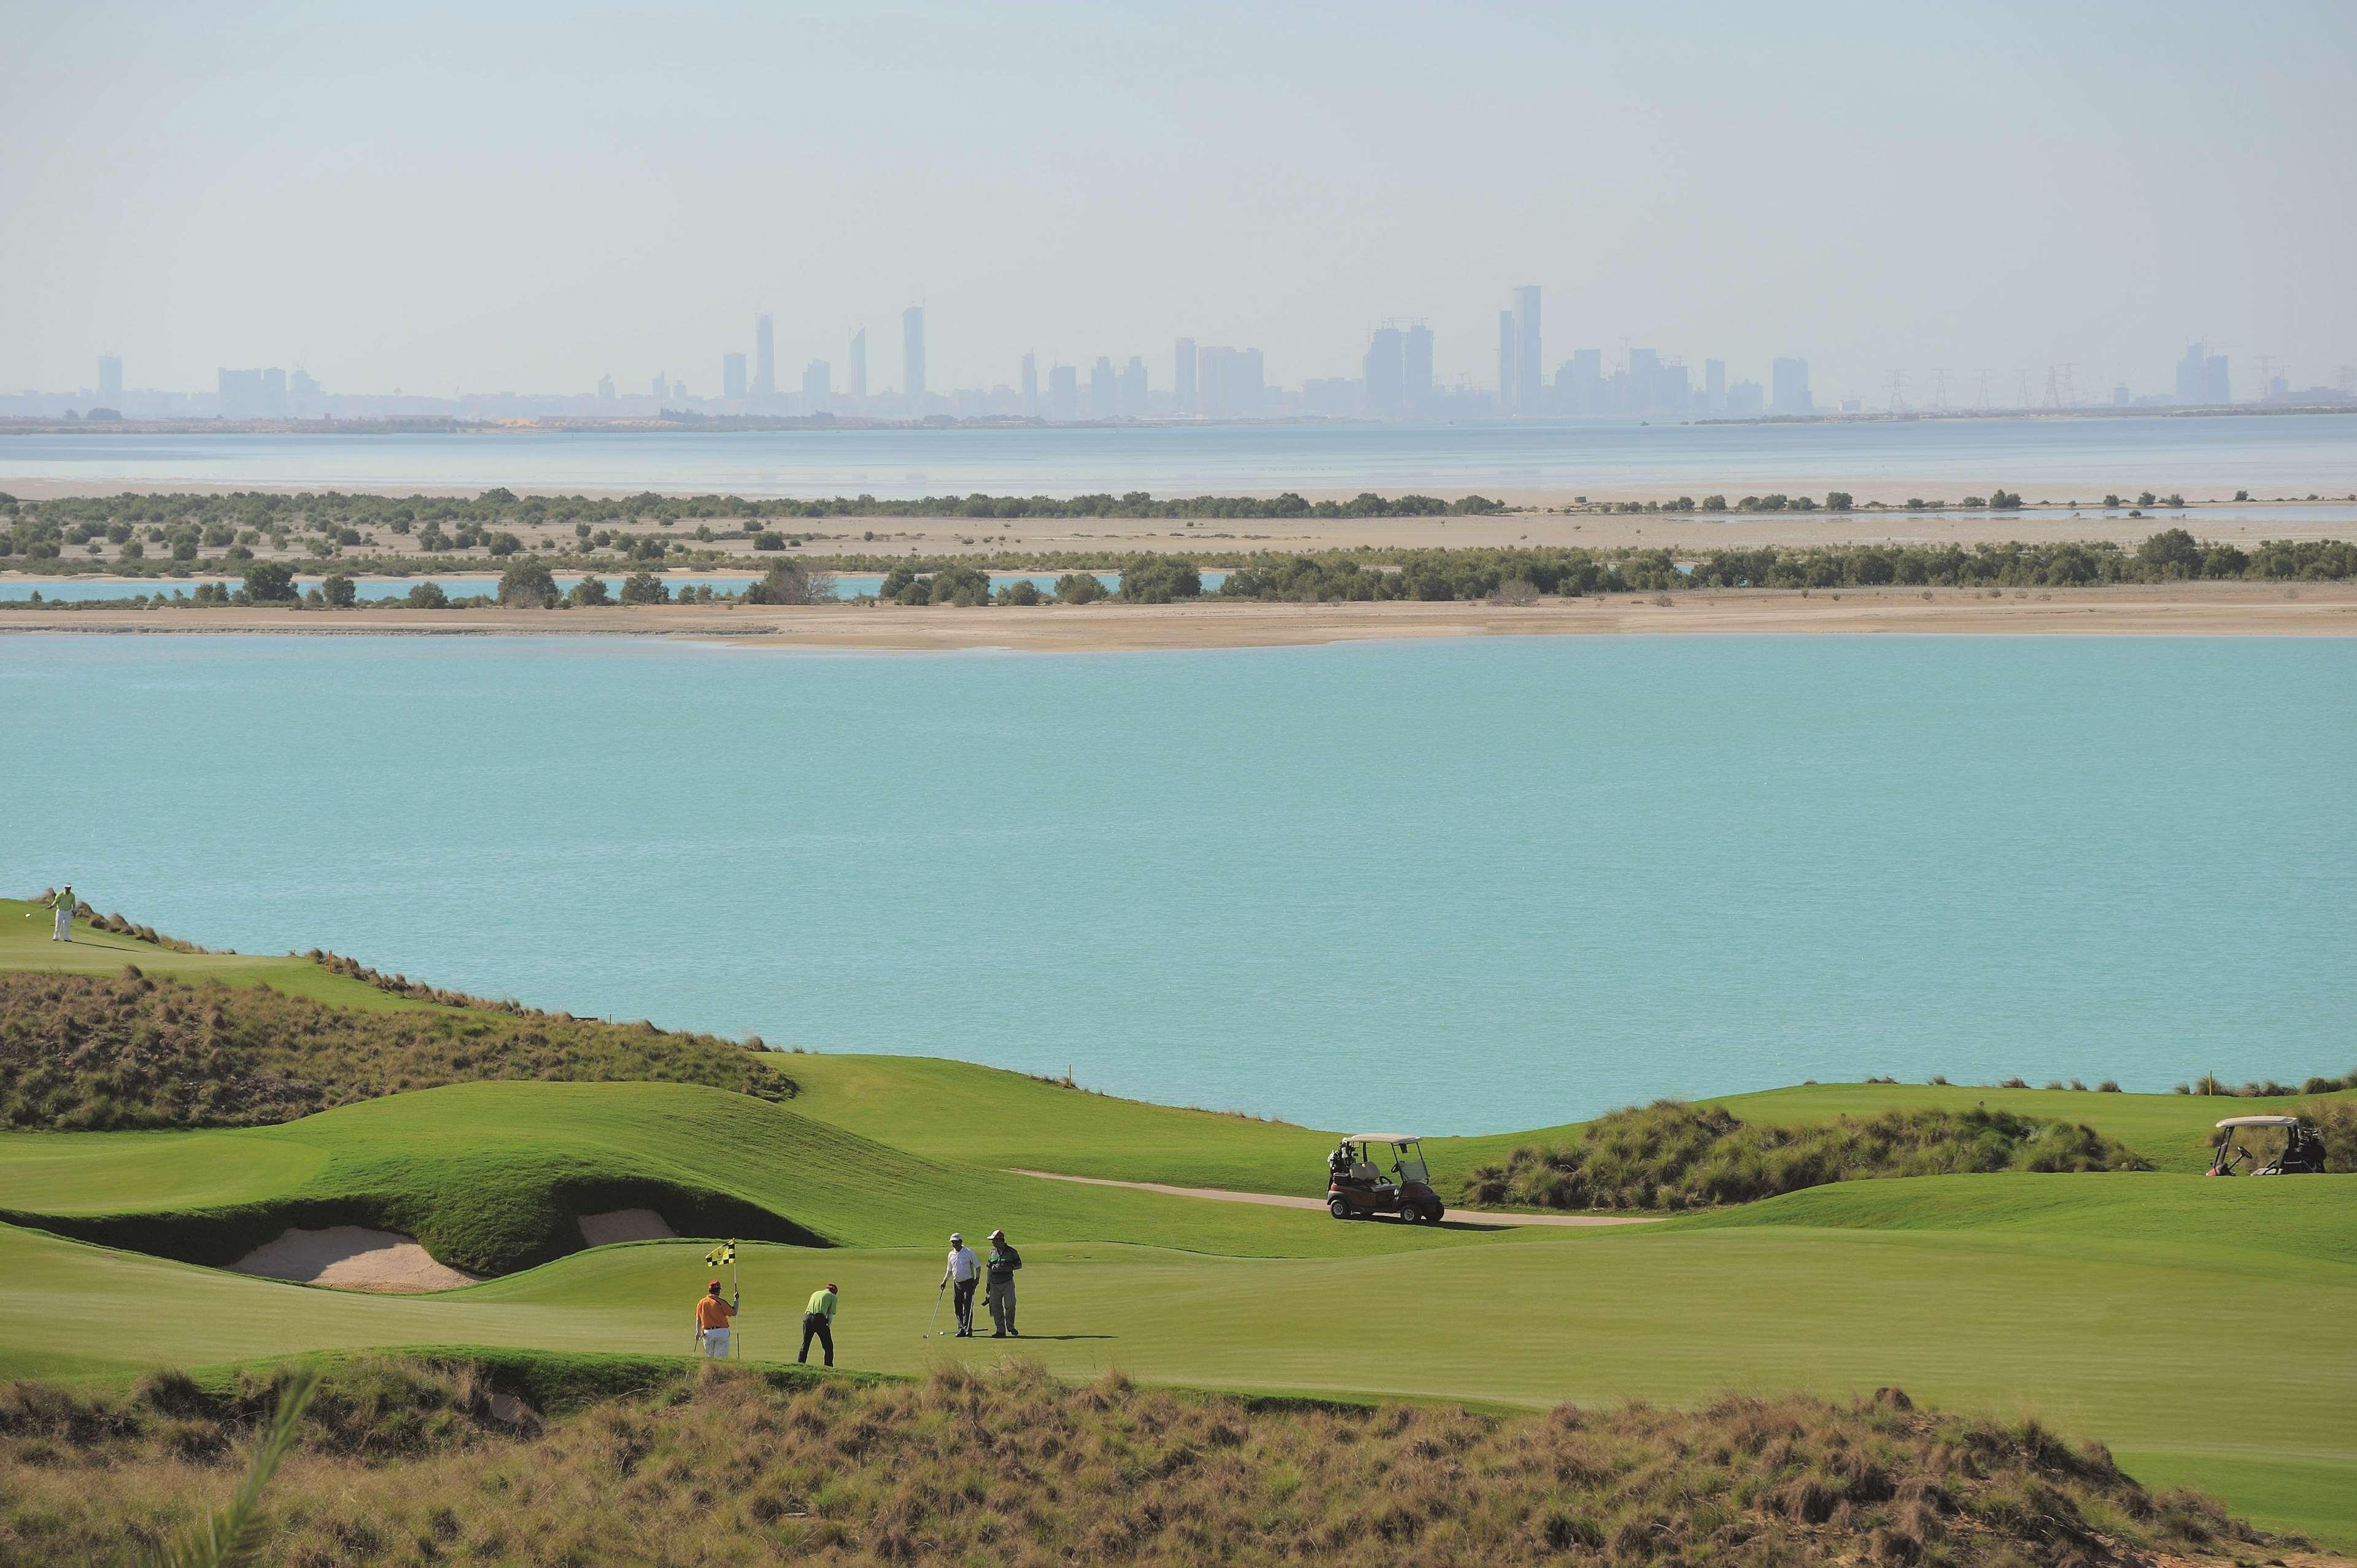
[994,578,1042,605]
[406,581,450,609]
[568,575,611,608]
[497,561,560,608]
[242,563,296,603]
[1118,555,1201,603]
[1461,1102,2146,1211]
[1055,571,1109,604]
[320,573,357,608]
[617,572,669,604]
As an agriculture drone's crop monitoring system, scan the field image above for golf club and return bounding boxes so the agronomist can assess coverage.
[924,1281,944,1339]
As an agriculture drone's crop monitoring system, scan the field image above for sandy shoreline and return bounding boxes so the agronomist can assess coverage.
[5,582,2350,649]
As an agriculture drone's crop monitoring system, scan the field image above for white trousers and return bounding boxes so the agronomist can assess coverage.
[53,908,71,941]
[701,1327,732,1357]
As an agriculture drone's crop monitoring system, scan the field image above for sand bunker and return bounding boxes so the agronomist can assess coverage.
[577,1208,676,1246]
[231,1226,482,1293]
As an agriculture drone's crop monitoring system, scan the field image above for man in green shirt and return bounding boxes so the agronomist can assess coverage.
[983,1229,1021,1338]
[49,885,74,944]
[798,1281,838,1366]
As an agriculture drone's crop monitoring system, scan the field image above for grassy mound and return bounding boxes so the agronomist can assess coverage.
[0,1355,2283,1566]
[0,970,795,1130]
[1464,1102,2146,1211]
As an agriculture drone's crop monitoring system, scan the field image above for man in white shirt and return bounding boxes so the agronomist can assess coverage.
[940,1232,980,1337]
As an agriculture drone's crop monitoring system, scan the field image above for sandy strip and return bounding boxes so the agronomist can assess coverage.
[1007,1168,1659,1229]
[4,583,2351,649]
[230,1225,482,1292]
[578,1208,676,1246]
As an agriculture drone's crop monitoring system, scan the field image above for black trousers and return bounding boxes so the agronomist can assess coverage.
[952,1277,977,1332]
[799,1311,834,1366]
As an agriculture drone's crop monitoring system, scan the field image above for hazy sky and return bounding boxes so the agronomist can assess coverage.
[6,0,2353,404]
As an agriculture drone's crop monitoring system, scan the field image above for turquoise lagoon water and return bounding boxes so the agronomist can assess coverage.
[6,414,2355,498]
[3,634,2350,1132]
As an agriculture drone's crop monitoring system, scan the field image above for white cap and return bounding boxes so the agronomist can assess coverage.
[949,1232,962,1243]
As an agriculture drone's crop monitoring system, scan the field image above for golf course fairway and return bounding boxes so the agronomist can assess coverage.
[4,898,2354,1547]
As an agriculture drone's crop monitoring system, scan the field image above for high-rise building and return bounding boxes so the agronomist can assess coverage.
[1364,326,1405,416]
[2177,342,2229,405]
[1196,347,1264,418]
[597,372,616,401]
[289,368,322,415]
[1089,356,1117,419]
[902,306,926,405]
[217,368,287,419]
[1770,357,1812,416]
[1120,355,1148,418]
[1511,286,1542,415]
[96,353,122,408]
[1021,351,1038,417]
[1496,311,1517,412]
[1403,325,1434,410]
[1703,358,1726,412]
[1556,349,1603,416]
[848,329,867,401]
[754,314,775,398]
[652,371,667,400]
[722,353,748,400]
[1048,363,1078,421]
[1628,348,1662,415]
[1174,337,1197,415]
[802,360,831,410]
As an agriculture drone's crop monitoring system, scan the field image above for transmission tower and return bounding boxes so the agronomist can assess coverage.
[2059,364,2078,409]
[2042,366,2062,410]
[2254,354,2277,400]
[1884,370,1909,415]
[1930,368,1951,411]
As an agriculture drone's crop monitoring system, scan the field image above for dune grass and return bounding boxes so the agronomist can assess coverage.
[0,1354,2278,1566]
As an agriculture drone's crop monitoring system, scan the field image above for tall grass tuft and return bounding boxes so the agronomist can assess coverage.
[147,1365,318,1568]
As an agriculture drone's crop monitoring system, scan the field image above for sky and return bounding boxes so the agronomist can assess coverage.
[5,0,2354,405]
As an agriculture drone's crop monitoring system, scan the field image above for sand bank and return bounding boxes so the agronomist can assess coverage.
[230,1225,482,1292]
[5,582,2351,649]
[576,1208,676,1246]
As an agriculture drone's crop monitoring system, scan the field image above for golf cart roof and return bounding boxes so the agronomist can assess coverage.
[1345,1133,1422,1145]
[2215,1115,2301,1129]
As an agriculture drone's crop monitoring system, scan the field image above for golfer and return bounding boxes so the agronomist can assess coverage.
[49,885,74,943]
[694,1279,737,1357]
[799,1281,838,1366]
[942,1232,980,1337]
[983,1228,1022,1338]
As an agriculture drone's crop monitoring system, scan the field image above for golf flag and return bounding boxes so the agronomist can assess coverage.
[705,1241,736,1269]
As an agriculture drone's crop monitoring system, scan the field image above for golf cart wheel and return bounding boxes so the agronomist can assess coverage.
[1423,1203,1445,1225]
[1328,1197,1351,1220]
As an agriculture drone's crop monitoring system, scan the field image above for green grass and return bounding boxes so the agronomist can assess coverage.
[1,1175,2352,1545]
[0,1080,1529,1275]
[0,897,426,1013]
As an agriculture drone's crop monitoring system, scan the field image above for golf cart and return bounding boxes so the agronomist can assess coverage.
[1326,1134,1446,1224]
[2206,1114,2329,1176]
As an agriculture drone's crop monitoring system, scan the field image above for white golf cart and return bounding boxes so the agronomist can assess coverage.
[2206,1114,2328,1176]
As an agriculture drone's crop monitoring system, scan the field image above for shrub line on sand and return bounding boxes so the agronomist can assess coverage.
[1463,1102,2148,1212]
[0,1353,2285,1566]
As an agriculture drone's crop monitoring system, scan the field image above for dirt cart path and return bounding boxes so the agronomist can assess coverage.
[1006,1169,1662,1229]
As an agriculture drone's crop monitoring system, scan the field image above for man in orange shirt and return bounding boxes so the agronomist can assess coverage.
[694,1279,738,1357]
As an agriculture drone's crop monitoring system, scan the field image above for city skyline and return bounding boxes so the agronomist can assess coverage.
[5,4,2353,407]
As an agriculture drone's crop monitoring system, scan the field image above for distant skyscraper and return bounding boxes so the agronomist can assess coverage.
[1089,356,1117,419]
[598,372,616,401]
[1048,363,1078,421]
[96,353,122,408]
[1557,349,1602,416]
[1629,348,1662,414]
[1120,355,1148,417]
[217,368,287,419]
[289,368,322,415]
[1174,337,1196,415]
[1196,347,1264,418]
[2178,342,2227,404]
[652,371,667,400]
[722,353,748,400]
[1403,326,1433,409]
[754,314,775,398]
[1021,351,1039,417]
[802,359,831,410]
[848,328,867,401]
[902,306,926,405]
[1704,358,1726,412]
[1511,286,1542,415]
[1364,326,1405,416]
[1496,311,1517,412]
[1770,357,1812,416]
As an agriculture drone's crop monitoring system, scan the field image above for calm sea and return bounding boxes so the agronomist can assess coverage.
[5,415,2355,498]
[4,635,2350,1132]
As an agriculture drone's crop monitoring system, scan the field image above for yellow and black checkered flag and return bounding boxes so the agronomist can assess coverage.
[705,1241,736,1269]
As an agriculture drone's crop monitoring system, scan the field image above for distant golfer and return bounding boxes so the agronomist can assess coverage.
[694,1279,737,1357]
[983,1229,1022,1338]
[799,1281,838,1367]
[49,884,74,943]
[942,1232,980,1337]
